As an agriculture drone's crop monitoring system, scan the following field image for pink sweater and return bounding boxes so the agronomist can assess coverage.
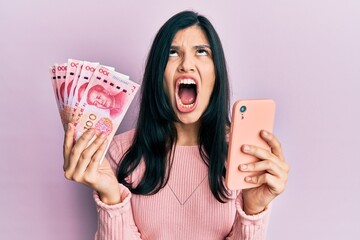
[93,129,270,240]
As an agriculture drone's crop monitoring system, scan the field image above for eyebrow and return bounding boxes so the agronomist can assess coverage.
[170,44,211,50]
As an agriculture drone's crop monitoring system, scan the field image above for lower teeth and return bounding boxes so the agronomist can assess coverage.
[180,102,194,108]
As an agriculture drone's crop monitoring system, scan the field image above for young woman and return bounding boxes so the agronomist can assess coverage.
[63,10,289,240]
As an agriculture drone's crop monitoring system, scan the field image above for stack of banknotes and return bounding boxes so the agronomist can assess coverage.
[50,59,139,145]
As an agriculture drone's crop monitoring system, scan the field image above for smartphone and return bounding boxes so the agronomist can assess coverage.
[225,99,276,190]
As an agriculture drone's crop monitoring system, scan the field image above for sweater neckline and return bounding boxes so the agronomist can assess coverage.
[174,144,199,148]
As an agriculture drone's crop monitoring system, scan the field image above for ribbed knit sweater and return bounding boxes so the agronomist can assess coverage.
[93,129,270,239]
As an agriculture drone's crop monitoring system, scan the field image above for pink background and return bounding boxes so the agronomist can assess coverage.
[1,0,359,239]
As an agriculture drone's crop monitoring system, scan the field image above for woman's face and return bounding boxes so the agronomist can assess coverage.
[164,25,215,126]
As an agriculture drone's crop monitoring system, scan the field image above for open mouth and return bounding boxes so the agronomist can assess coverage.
[176,78,198,112]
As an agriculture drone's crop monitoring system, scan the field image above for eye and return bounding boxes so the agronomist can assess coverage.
[196,48,209,56]
[169,49,178,57]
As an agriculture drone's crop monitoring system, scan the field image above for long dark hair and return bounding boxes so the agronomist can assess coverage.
[117,10,231,202]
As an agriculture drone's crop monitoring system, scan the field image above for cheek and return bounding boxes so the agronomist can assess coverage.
[162,79,171,101]
[88,94,95,103]
[163,78,169,94]
[202,67,216,93]
[163,68,176,98]
[103,94,110,101]
[164,81,176,107]
[204,82,215,100]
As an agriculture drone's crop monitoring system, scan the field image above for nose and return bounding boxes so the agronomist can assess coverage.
[177,53,195,73]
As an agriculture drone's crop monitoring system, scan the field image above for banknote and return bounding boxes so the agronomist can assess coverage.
[67,60,84,109]
[50,66,65,126]
[68,61,99,123]
[50,59,140,161]
[64,59,81,106]
[74,65,139,142]
[50,60,129,124]
[63,59,81,122]
[50,66,59,109]
[54,63,68,125]
[54,63,67,109]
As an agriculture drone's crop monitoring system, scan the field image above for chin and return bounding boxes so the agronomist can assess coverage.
[175,109,203,126]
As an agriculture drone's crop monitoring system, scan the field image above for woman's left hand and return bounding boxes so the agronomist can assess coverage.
[240,130,290,215]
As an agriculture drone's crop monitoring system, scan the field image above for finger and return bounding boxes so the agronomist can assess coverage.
[63,123,75,171]
[239,159,284,178]
[245,173,285,195]
[78,132,108,164]
[242,144,289,173]
[74,128,97,150]
[260,130,284,161]
[91,137,109,167]
[84,139,109,184]
[73,133,108,179]
[89,138,109,171]
[65,128,96,178]
[242,144,278,163]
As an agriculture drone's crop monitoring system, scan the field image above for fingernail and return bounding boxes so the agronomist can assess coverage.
[245,177,252,182]
[99,133,106,139]
[240,164,248,171]
[243,145,251,152]
[262,130,269,138]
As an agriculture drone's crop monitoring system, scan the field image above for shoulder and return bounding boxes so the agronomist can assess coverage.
[106,129,136,165]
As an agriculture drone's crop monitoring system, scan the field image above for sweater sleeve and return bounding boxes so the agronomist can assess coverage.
[225,192,271,240]
[93,184,142,240]
[93,130,142,240]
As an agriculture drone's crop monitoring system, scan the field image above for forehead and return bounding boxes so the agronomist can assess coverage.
[171,25,209,45]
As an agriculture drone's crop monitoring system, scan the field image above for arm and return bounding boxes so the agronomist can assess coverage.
[93,130,141,240]
[226,130,289,239]
[63,125,141,239]
[225,192,271,240]
[93,184,142,240]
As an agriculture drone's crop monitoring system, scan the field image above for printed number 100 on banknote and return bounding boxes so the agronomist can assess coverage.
[75,65,139,142]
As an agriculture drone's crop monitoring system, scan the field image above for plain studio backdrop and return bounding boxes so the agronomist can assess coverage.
[0,0,359,239]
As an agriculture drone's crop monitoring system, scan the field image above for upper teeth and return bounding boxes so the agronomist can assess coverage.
[179,79,196,85]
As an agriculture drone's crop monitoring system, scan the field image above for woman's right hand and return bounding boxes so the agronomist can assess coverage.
[63,123,122,205]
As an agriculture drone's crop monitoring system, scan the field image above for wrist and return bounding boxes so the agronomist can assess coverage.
[243,199,266,215]
[243,205,265,215]
[98,184,122,205]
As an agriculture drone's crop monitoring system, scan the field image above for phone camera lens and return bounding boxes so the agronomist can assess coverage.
[240,106,247,113]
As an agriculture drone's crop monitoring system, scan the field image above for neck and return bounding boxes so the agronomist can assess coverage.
[174,121,200,146]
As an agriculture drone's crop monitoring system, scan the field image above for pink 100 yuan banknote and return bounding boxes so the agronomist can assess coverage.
[74,65,139,141]
[68,61,99,123]
[50,59,140,158]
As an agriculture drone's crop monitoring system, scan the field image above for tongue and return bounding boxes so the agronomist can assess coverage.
[179,87,196,105]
